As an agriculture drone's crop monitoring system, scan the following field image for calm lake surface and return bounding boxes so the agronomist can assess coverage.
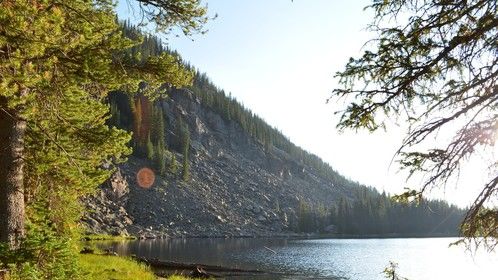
[103,237,497,279]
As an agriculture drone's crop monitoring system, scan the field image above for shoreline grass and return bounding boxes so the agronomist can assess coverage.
[82,233,137,241]
[78,253,196,280]
[79,253,155,280]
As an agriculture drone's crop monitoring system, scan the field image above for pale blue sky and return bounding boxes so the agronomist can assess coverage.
[117,1,485,207]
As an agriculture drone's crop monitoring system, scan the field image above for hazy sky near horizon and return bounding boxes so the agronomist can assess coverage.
[117,0,489,207]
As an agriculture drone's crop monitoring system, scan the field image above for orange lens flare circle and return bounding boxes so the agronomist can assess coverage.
[136,167,155,189]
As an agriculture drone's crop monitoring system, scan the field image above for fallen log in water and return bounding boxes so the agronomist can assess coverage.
[134,256,289,278]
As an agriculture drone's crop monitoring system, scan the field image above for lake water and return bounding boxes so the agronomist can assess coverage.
[103,237,497,279]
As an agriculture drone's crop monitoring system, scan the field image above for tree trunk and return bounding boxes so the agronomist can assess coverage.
[0,96,26,249]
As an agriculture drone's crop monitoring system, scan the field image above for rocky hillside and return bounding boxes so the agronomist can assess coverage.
[82,24,464,238]
[82,89,359,238]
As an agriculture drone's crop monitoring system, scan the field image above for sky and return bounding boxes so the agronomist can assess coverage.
[116,0,488,207]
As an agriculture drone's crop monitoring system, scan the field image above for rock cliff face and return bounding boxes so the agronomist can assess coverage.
[83,90,355,238]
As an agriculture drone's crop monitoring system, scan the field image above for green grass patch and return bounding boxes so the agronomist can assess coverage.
[79,253,156,280]
[78,253,197,280]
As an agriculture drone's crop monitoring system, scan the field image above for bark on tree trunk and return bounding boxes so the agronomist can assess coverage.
[0,96,26,249]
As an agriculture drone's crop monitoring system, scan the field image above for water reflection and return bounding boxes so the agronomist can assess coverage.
[100,238,498,280]
[109,238,291,270]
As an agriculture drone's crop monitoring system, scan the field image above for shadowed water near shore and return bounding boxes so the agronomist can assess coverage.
[95,237,498,280]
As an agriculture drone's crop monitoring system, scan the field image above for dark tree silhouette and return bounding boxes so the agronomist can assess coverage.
[332,0,498,248]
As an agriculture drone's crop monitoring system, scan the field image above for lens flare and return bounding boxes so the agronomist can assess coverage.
[136,167,155,188]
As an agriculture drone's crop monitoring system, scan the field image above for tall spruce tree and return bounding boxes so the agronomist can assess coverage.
[170,153,178,174]
[146,133,155,160]
[0,0,208,276]
[157,149,166,175]
[132,96,143,150]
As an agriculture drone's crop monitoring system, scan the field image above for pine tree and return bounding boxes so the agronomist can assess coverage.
[146,133,155,160]
[157,149,166,175]
[152,105,167,150]
[0,0,207,274]
[170,153,178,174]
[152,105,166,156]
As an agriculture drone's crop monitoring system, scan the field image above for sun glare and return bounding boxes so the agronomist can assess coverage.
[136,167,155,189]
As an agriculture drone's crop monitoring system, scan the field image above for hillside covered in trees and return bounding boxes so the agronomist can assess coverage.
[83,22,466,238]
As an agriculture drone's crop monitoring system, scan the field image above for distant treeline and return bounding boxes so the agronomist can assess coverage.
[296,188,464,235]
[111,21,464,236]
